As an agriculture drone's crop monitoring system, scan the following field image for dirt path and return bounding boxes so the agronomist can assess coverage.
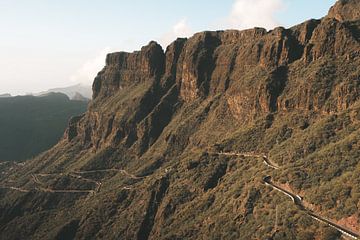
[2,168,143,195]
[73,168,144,179]
[214,151,280,169]
[2,150,357,239]
[0,186,29,193]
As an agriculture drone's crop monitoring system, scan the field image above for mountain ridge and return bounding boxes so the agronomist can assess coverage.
[36,83,92,99]
[0,94,11,98]
[0,1,359,239]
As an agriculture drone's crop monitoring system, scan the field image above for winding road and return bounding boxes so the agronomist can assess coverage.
[1,168,143,195]
[0,161,25,167]
[0,186,29,193]
[263,176,359,240]
[214,151,359,240]
[73,168,144,179]
[215,151,280,170]
[1,152,358,239]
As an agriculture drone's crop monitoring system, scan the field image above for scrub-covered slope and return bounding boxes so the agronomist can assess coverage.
[0,1,359,239]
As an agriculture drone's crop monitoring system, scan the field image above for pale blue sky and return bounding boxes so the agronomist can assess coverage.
[0,0,336,95]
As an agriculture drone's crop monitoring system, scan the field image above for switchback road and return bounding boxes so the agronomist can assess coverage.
[214,151,359,239]
[263,176,359,240]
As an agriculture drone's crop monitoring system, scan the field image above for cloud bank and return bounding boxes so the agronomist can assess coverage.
[158,0,284,49]
[226,0,284,30]
[70,47,111,85]
[158,18,193,48]
[70,0,284,87]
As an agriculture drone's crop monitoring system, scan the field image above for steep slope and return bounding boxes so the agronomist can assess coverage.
[0,93,88,162]
[0,1,359,239]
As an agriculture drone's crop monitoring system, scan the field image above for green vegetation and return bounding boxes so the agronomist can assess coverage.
[0,93,87,162]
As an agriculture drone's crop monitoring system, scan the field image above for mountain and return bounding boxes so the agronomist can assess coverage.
[72,92,90,102]
[0,1,359,239]
[0,93,88,162]
[0,94,11,98]
[36,83,92,99]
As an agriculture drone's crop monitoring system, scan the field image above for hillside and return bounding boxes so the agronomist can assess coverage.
[0,93,87,162]
[0,0,359,239]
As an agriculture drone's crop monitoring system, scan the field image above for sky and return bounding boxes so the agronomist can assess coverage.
[0,0,336,95]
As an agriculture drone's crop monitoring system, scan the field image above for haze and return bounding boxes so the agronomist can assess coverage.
[0,0,336,95]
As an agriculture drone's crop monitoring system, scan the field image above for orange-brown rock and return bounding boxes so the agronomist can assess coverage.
[328,0,360,22]
[65,0,359,154]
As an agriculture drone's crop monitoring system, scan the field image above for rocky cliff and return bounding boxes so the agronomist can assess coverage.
[0,1,359,239]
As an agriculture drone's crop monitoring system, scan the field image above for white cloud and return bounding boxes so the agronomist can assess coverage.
[158,18,193,48]
[226,0,284,30]
[69,47,111,85]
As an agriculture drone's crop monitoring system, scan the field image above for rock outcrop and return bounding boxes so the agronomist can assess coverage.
[92,41,165,100]
[328,0,360,22]
[75,4,359,152]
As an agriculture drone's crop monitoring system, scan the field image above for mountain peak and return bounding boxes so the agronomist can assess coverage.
[328,0,360,22]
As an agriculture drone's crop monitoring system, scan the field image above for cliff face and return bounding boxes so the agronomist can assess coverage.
[92,41,165,100]
[0,1,359,239]
[328,0,360,22]
[67,9,359,154]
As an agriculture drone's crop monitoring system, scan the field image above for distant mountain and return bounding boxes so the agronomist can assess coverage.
[0,92,87,162]
[0,93,11,98]
[36,83,92,99]
[71,92,90,102]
